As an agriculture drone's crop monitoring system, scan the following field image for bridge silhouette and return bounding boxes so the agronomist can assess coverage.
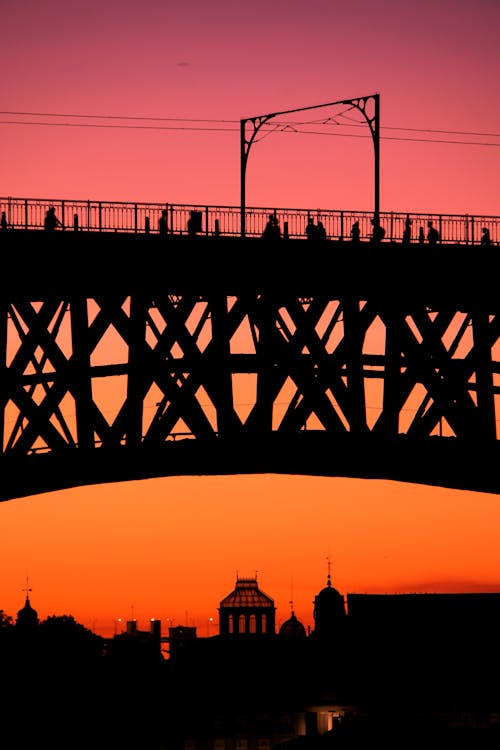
[1,197,500,501]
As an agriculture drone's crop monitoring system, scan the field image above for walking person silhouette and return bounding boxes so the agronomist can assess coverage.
[427,220,439,245]
[402,215,412,245]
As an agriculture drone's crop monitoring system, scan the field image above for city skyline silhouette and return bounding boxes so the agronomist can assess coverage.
[3,567,500,748]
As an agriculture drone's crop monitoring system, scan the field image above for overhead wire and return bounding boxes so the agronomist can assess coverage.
[1,110,500,146]
[0,119,235,133]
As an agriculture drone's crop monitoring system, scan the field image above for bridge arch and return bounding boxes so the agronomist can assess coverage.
[1,230,499,501]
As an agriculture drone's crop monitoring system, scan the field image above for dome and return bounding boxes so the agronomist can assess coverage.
[313,573,346,637]
[315,575,344,606]
[219,577,274,609]
[218,577,276,637]
[279,611,306,638]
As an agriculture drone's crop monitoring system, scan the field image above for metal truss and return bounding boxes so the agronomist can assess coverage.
[1,293,498,455]
[1,226,500,500]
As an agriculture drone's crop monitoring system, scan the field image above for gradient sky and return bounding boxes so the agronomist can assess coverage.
[1,0,500,638]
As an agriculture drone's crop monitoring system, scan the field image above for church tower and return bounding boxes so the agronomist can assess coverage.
[312,560,346,639]
[16,580,39,631]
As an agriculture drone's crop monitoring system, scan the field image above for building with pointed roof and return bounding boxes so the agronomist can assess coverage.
[16,591,39,630]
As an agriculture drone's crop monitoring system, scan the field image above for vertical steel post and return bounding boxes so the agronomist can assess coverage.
[374,93,380,228]
[240,119,246,238]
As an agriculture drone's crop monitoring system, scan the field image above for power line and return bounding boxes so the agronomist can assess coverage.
[0,119,233,133]
[2,109,500,139]
[1,112,499,147]
[0,110,237,124]
[282,127,500,148]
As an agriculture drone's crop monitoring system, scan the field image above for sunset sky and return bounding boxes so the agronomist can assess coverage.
[1,0,500,639]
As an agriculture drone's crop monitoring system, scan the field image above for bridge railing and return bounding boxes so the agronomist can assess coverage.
[1,196,499,245]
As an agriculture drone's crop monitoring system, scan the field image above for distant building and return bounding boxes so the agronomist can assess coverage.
[279,609,307,638]
[161,571,500,748]
[15,591,39,631]
[107,617,163,664]
[218,575,276,637]
[312,570,347,639]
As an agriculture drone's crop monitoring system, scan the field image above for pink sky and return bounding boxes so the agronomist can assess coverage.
[1,0,500,638]
[2,0,499,213]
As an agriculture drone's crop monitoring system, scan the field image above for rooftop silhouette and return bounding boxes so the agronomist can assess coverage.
[3,571,500,748]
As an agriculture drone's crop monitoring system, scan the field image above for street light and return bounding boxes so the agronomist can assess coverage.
[240,93,380,238]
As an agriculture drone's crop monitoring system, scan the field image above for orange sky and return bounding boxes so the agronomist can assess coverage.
[1,0,500,638]
[2,476,500,639]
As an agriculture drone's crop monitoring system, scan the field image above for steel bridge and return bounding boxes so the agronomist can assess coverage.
[1,204,500,502]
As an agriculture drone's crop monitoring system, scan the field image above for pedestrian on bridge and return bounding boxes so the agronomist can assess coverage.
[481,227,491,246]
[44,206,62,230]
[427,220,439,245]
[262,214,281,239]
[370,218,385,243]
[305,218,327,240]
[159,209,168,235]
[305,217,318,240]
[1,211,7,230]
[187,210,202,236]
[402,215,412,245]
[350,221,360,243]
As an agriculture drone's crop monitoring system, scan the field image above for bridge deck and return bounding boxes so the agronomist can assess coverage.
[2,230,500,306]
